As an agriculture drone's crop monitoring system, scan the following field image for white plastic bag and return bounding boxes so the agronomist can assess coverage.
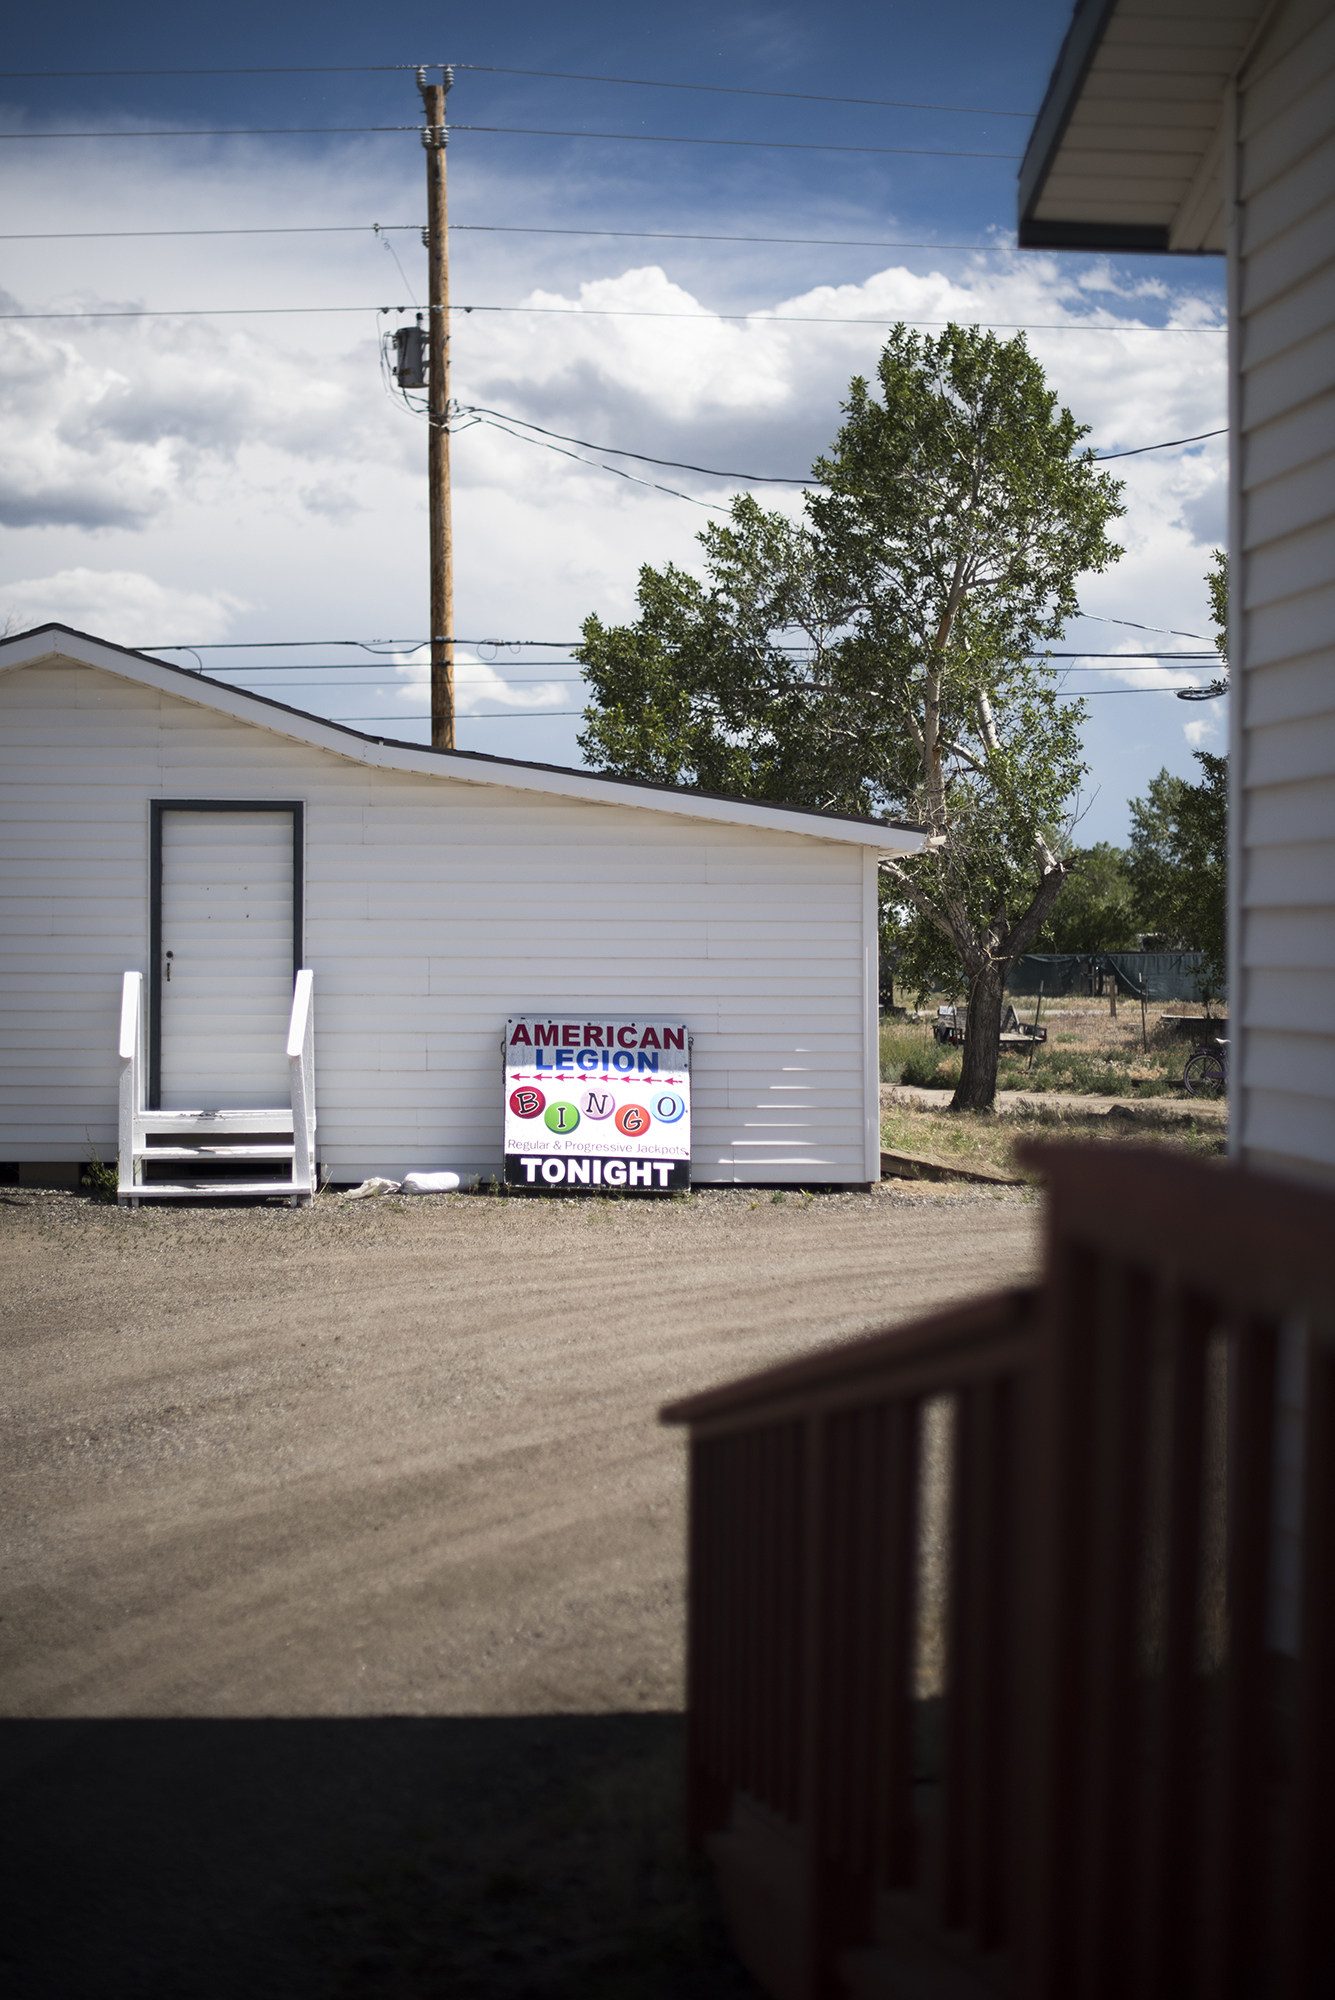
[344,1177,401,1199]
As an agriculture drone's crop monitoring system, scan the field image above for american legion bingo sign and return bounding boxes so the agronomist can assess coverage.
[503,1018,691,1190]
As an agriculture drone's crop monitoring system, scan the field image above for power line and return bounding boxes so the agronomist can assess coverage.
[183,670,1218,696]
[183,665,1217,686]
[378,387,1224,505]
[467,404,803,486]
[451,303,1226,333]
[297,689,1218,720]
[0,125,424,138]
[1054,687,1225,697]
[0,65,431,77]
[453,224,1017,251]
[0,302,1226,331]
[1043,657,1217,664]
[460,411,727,510]
[456,66,1035,118]
[143,644,1215,662]
[461,403,813,482]
[0,305,380,320]
[332,710,585,720]
[1077,612,1214,641]
[455,124,1022,160]
[1094,427,1226,459]
[0,223,1021,251]
[0,225,422,240]
[0,122,1023,161]
[139,637,1216,653]
[191,677,577,687]
[464,404,1227,483]
[0,60,1034,116]
[139,637,573,649]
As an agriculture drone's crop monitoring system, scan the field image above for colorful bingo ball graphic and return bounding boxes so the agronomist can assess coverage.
[614,1102,651,1137]
[651,1090,685,1123]
[544,1101,580,1134]
[579,1087,616,1120]
[509,1086,545,1119]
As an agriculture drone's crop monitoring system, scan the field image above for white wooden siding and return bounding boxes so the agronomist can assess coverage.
[1232,0,1335,1186]
[0,659,876,1183]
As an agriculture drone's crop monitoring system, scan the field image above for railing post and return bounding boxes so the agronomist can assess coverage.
[1284,1316,1335,1995]
[117,971,144,1204]
[287,968,316,1205]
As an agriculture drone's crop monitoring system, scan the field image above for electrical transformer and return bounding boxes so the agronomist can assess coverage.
[393,317,427,389]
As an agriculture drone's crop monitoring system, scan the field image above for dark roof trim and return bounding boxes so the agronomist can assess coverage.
[4,620,924,840]
[1018,0,1123,245]
[1021,217,1172,253]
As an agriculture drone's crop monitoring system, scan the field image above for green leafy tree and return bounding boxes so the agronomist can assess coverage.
[1127,752,1228,998]
[578,324,1124,1109]
[1032,842,1140,953]
[1203,545,1229,696]
[1125,550,1230,998]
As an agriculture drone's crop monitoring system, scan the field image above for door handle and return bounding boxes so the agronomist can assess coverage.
[165,951,174,983]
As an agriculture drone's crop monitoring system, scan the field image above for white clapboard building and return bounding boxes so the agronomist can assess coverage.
[1020,0,1335,1190]
[0,624,921,1197]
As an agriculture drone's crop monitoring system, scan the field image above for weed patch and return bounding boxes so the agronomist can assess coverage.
[880,1020,959,1089]
[881,1099,1225,1182]
[82,1133,119,1202]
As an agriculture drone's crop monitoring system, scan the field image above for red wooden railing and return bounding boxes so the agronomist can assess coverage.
[663,1146,1335,1999]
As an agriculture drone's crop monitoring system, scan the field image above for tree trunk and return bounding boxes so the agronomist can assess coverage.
[952,960,1008,1112]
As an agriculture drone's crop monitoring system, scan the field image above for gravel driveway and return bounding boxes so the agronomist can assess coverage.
[2,1181,1039,1998]
[1,1181,1039,1720]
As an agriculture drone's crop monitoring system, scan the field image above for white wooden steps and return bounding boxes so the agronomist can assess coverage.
[118,969,317,1205]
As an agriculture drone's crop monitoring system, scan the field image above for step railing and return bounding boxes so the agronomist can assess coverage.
[117,968,147,1199]
[116,968,316,1203]
[287,966,316,1199]
[663,1146,1335,2000]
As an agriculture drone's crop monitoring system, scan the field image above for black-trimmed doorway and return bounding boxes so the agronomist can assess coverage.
[149,801,304,1110]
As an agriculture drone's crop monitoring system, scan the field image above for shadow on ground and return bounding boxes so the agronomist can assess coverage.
[0,1713,760,1999]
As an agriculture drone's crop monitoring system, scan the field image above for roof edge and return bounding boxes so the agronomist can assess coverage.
[1018,0,1121,236]
[0,621,925,852]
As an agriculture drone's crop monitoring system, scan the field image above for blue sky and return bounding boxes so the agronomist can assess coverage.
[1,0,1229,841]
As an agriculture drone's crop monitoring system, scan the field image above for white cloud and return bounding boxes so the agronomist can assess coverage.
[1,566,243,644]
[391,649,570,714]
[0,306,391,532]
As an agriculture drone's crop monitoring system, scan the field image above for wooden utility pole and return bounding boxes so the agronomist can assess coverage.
[418,67,454,749]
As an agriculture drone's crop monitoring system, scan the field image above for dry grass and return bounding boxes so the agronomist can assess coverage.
[880,1096,1227,1184]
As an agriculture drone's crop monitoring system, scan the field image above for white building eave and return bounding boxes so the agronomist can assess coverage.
[1018,0,1268,254]
[0,623,924,856]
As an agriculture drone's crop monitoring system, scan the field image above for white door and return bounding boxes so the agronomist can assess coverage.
[159,809,295,1108]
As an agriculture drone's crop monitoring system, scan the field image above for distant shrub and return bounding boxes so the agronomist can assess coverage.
[901,1046,952,1087]
[996,1041,1188,1095]
[880,1023,932,1083]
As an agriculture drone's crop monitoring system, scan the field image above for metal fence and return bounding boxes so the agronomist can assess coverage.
[663,1146,1334,1999]
[1005,951,1215,1003]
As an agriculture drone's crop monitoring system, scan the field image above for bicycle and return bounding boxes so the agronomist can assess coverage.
[1183,1038,1228,1097]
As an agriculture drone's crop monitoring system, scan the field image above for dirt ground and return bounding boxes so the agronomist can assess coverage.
[1,1180,1039,1721]
[1,1180,1038,1998]
[886,1081,1228,1120]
